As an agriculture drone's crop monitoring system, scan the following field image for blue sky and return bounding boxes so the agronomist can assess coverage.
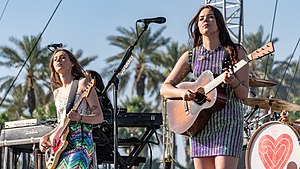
[0,0,300,165]
[1,0,299,76]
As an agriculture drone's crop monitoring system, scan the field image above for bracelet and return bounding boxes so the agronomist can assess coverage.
[232,81,241,89]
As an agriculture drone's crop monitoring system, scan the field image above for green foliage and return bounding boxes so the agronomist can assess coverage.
[103,25,170,100]
[121,96,153,113]
[0,34,52,117]
[0,34,98,122]
[1,25,300,168]
[118,96,154,138]
[0,113,9,126]
[32,101,57,120]
[288,97,300,120]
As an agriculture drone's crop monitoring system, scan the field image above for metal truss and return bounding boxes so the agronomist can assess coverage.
[205,0,244,44]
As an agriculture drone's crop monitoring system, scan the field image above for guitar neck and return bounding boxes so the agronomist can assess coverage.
[204,57,249,94]
[72,95,84,112]
[57,96,85,138]
[195,42,274,95]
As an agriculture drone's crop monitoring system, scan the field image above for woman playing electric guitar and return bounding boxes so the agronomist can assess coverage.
[39,48,104,169]
[160,5,249,169]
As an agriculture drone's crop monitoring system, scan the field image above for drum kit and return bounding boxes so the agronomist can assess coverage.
[238,76,300,169]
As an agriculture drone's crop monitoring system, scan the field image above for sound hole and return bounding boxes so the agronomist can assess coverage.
[194,87,206,105]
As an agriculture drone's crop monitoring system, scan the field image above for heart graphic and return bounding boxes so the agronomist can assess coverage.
[258,134,293,169]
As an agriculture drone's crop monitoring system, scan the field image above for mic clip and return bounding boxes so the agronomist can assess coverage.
[47,43,63,52]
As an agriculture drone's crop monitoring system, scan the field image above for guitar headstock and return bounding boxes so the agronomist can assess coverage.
[82,79,95,98]
[248,42,275,61]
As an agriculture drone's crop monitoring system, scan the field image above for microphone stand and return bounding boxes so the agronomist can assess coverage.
[102,23,149,169]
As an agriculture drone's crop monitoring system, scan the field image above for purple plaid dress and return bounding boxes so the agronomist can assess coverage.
[189,45,244,158]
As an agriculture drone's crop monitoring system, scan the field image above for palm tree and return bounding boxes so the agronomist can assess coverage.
[243,25,279,99]
[243,26,300,126]
[69,48,98,68]
[0,34,51,116]
[160,42,190,77]
[243,25,278,79]
[0,34,99,119]
[114,96,156,169]
[0,84,27,120]
[103,25,170,100]
[158,42,193,167]
[271,57,300,100]
[157,41,191,99]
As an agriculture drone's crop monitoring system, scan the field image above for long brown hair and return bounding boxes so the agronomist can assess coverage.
[49,48,85,91]
[188,5,239,64]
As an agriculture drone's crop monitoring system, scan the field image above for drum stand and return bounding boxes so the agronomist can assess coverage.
[247,109,271,127]
[243,105,259,140]
[245,105,282,130]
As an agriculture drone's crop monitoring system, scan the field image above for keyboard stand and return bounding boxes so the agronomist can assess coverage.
[93,125,160,169]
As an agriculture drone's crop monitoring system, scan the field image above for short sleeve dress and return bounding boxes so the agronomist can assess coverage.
[55,91,94,168]
[189,45,244,158]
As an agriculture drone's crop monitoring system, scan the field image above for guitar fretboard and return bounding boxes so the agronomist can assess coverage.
[204,58,249,94]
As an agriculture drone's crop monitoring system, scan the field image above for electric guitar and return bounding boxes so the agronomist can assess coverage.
[45,79,95,169]
[167,42,275,137]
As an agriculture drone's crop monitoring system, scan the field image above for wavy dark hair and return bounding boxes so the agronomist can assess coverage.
[85,69,113,111]
[49,48,85,90]
[188,5,239,64]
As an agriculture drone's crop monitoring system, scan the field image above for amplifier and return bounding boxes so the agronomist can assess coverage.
[4,119,46,128]
[0,124,55,146]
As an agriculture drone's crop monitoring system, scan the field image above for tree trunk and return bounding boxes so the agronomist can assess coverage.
[136,74,146,98]
[27,77,36,116]
[134,63,146,98]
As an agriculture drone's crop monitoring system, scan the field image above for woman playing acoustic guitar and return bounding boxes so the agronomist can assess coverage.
[39,48,103,168]
[160,5,249,169]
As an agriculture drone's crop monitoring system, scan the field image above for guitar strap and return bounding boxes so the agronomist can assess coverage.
[65,77,85,145]
[222,48,235,76]
[188,49,193,73]
[66,77,79,115]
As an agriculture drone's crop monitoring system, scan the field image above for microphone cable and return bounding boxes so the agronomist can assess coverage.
[0,0,63,107]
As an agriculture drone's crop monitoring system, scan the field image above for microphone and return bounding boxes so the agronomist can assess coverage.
[47,43,63,49]
[136,17,166,24]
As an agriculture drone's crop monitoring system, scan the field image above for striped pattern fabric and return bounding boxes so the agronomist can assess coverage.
[189,45,244,158]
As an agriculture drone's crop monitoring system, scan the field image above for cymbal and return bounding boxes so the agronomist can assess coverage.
[243,98,300,112]
[249,77,276,87]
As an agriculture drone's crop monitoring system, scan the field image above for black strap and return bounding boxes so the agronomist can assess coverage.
[222,48,231,70]
[222,48,236,76]
[66,79,79,114]
[188,49,193,73]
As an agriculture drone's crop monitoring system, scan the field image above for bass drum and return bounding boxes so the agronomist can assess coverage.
[245,121,300,169]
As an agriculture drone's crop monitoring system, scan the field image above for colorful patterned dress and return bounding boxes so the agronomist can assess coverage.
[55,93,94,168]
[189,45,244,158]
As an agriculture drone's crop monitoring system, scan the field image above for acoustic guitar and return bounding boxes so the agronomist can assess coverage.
[167,42,274,137]
[45,79,95,169]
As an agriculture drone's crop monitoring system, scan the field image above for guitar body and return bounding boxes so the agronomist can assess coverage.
[167,42,275,137]
[44,79,96,169]
[45,116,70,169]
[167,70,227,137]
